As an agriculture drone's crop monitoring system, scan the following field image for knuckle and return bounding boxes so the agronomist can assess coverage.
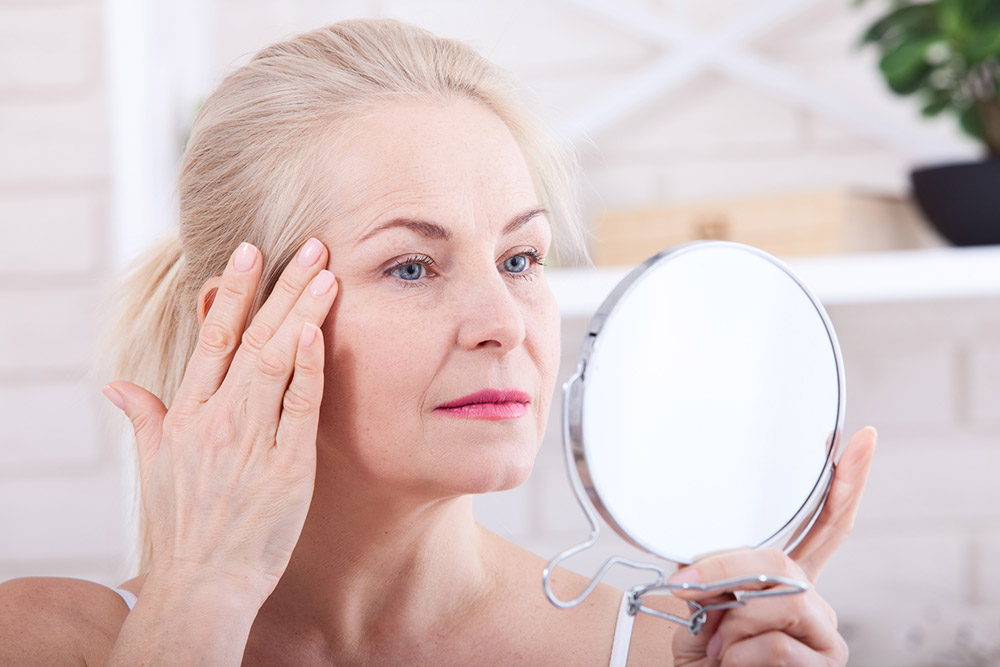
[201,412,237,448]
[739,632,791,667]
[242,321,277,353]
[784,587,810,622]
[772,634,794,666]
[765,548,791,574]
[273,275,303,301]
[821,595,839,629]
[161,412,184,440]
[130,410,159,437]
[217,281,246,302]
[282,387,317,418]
[295,346,324,374]
[833,631,849,664]
[198,321,237,355]
[257,347,291,379]
[721,644,748,667]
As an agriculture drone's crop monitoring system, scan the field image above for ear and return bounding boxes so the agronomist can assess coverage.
[197,276,223,326]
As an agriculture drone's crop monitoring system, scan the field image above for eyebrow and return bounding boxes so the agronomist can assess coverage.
[356,206,548,244]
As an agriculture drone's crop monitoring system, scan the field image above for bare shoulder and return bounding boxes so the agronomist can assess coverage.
[480,531,636,664]
[0,576,132,666]
[541,558,684,666]
[488,534,686,666]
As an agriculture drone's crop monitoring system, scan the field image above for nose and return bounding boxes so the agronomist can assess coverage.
[456,270,527,352]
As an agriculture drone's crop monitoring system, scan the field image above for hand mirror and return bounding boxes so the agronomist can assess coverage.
[543,241,844,635]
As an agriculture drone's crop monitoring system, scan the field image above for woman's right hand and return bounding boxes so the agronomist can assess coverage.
[103,238,337,607]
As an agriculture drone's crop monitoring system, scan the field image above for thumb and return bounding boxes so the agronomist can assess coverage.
[102,381,166,479]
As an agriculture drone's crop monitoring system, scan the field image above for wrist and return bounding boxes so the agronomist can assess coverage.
[108,568,264,667]
[142,561,272,614]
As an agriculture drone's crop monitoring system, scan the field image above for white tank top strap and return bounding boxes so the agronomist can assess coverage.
[111,586,138,611]
[609,591,635,667]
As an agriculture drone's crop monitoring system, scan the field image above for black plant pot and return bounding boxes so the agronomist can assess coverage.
[910,159,1000,246]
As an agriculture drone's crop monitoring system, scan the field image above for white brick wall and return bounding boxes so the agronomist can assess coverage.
[0,380,104,470]
[0,4,101,93]
[2,1,998,664]
[0,0,125,588]
[0,94,110,185]
[0,193,103,276]
[968,343,1000,428]
[0,288,100,373]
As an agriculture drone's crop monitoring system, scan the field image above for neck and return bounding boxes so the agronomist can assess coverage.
[264,456,498,656]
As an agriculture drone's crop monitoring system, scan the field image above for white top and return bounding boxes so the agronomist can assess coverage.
[109,586,636,665]
[112,587,137,610]
[609,592,636,667]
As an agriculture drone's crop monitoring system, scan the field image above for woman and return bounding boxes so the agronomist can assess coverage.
[0,19,875,665]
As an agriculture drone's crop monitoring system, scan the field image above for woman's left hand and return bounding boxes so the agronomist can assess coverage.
[670,426,877,665]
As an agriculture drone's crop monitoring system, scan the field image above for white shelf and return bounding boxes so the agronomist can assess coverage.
[549,246,1000,318]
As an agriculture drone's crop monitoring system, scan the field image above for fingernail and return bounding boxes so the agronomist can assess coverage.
[707,632,722,658]
[309,270,335,296]
[668,567,700,585]
[102,385,125,410]
[299,323,318,348]
[297,237,323,267]
[234,242,256,272]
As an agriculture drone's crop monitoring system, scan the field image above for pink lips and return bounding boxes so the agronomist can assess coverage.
[435,388,530,420]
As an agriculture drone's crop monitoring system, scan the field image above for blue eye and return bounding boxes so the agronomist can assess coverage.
[392,262,426,281]
[503,255,529,273]
[385,255,435,286]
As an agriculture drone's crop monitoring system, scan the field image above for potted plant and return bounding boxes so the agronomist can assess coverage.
[858,0,1000,245]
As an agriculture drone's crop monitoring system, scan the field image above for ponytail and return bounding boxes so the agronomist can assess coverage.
[106,230,198,410]
[100,230,199,572]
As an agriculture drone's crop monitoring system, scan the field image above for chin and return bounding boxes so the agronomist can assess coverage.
[442,435,539,496]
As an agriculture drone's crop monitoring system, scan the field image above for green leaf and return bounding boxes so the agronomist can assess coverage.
[879,38,938,93]
[939,0,970,43]
[860,3,940,46]
[959,103,987,142]
[966,23,1000,62]
[921,96,952,116]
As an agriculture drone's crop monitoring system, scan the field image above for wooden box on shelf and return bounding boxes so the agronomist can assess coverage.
[592,190,938,265]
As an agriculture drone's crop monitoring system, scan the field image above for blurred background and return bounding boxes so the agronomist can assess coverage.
[2,0,1000,664]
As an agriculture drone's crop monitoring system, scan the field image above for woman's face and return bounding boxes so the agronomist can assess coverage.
[314,98,561,496]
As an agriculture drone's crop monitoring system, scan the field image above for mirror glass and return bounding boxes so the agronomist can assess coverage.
[571,242,843,564]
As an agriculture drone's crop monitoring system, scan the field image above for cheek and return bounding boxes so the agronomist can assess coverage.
[320,291,440,423]
[530,285,562,403]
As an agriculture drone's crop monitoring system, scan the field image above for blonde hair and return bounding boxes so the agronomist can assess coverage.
[105,18,587,572]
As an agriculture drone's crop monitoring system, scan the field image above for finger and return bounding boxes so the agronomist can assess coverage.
[103,381,167,482]
[790,426,877,581]
[671,607,726,665]
[274,323,325,461]
[174,242,262,407]
[667,549,808,603]
[225,238,328,392]
[244,270,337,430]
[712,588,840,659]
[719,630,844,666]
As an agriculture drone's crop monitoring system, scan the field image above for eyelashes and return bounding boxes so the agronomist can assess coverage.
[385,254,436,286]
[383,249,546,288]
[512,248,545,271]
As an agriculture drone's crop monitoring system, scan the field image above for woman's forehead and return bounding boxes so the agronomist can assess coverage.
[318,98,540,241]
